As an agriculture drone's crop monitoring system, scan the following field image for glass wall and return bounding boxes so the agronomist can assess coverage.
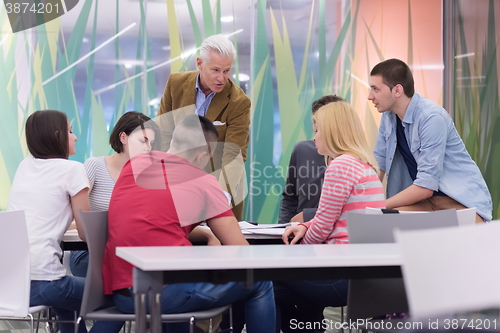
[248,0,348,221]
[451,0,500,218]
[2,0,496,219]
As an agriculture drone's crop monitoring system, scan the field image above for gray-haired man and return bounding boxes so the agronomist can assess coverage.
[157,34,249,221]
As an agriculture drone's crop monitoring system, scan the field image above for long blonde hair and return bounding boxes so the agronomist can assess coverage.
[314,101,379,173]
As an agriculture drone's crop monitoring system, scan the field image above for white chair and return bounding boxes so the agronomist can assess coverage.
[0,210,51,333]
[346,209,459,321]
[364,207,476,226]
[76,210,231,333]
[395,222,500,320]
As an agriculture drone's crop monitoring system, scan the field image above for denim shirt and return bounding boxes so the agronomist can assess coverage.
[374,93,492,221]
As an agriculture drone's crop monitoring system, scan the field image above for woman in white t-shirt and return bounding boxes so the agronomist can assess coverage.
[8,110,120,333]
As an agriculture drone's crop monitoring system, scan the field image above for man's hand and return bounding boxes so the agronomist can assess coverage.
[282,224,308,245]
[290,212,304,223]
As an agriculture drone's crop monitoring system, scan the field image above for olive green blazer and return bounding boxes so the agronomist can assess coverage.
[157,70,250,163]
[156,71,250,218]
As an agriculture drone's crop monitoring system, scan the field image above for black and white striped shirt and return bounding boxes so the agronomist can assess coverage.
[84,156,115,211]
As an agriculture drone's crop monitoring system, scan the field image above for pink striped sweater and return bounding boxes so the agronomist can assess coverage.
[302,154,385,244]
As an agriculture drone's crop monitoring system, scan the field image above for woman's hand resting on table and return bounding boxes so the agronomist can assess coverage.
[282,224,308,245]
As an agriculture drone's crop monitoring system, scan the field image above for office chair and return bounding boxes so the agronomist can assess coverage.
[346,209,459,322]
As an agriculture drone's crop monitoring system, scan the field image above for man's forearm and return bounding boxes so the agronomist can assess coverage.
[385,184,434,209]
[188,226,221,245]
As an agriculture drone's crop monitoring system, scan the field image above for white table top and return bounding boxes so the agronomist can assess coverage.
[62,229,82,242]
[116,243,402,271]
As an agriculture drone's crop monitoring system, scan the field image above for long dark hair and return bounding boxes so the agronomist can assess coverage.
[26,110,70,159]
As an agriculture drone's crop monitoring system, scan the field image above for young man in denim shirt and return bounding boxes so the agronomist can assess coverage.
[369,58,491,222]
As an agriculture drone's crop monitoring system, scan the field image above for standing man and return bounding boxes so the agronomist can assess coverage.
[157,34,250,220]
[369,58,492,222]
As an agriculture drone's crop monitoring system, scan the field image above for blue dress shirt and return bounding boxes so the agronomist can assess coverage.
[195,73,216,117]
[374,93,492,221]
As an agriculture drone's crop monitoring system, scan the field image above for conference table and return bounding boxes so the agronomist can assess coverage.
[62,229,88,250]
[61,224,285,250]
[116,243,403,333]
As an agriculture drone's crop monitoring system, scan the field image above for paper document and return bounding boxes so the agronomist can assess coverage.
[238,221,261,229]
[199,222,295,236]
[238,221,297,229]
[196,224,271,235]
[245,228,286,236]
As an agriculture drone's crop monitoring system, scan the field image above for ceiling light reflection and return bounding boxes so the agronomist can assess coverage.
[233,73,250,82]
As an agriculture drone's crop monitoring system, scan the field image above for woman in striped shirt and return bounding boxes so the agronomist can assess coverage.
[283,101,385,245]
[276,101,385,333]
[69,112,161,277]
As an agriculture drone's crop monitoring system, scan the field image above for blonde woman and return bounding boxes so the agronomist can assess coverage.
[276,101,385,333]
[282,101,385,244]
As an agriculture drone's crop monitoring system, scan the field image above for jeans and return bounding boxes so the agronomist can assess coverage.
[70,250,89,278]
[30,276,124,333]
[113,280,276,333]
[274,279,348,333]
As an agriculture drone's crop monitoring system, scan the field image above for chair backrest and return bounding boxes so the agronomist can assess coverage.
[455,207,476,226]
[0,210,30,317]
[80,210,111,316]
[395,223,500,320]
[364,207,476,226]
[347,209,459,244]
[346,209,459,320]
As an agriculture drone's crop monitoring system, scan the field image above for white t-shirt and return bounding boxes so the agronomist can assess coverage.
[8,157,89,280]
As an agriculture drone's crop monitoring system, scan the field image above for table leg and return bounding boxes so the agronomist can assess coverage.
[134,292,147,333]
[150,292,162,333]
[245,269,254,289]
[133,268,163,333]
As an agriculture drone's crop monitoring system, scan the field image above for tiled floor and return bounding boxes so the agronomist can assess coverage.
[0,317,47,333]
[0,320,50,333]
[324,306,345,333]
[0,319,93,333]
